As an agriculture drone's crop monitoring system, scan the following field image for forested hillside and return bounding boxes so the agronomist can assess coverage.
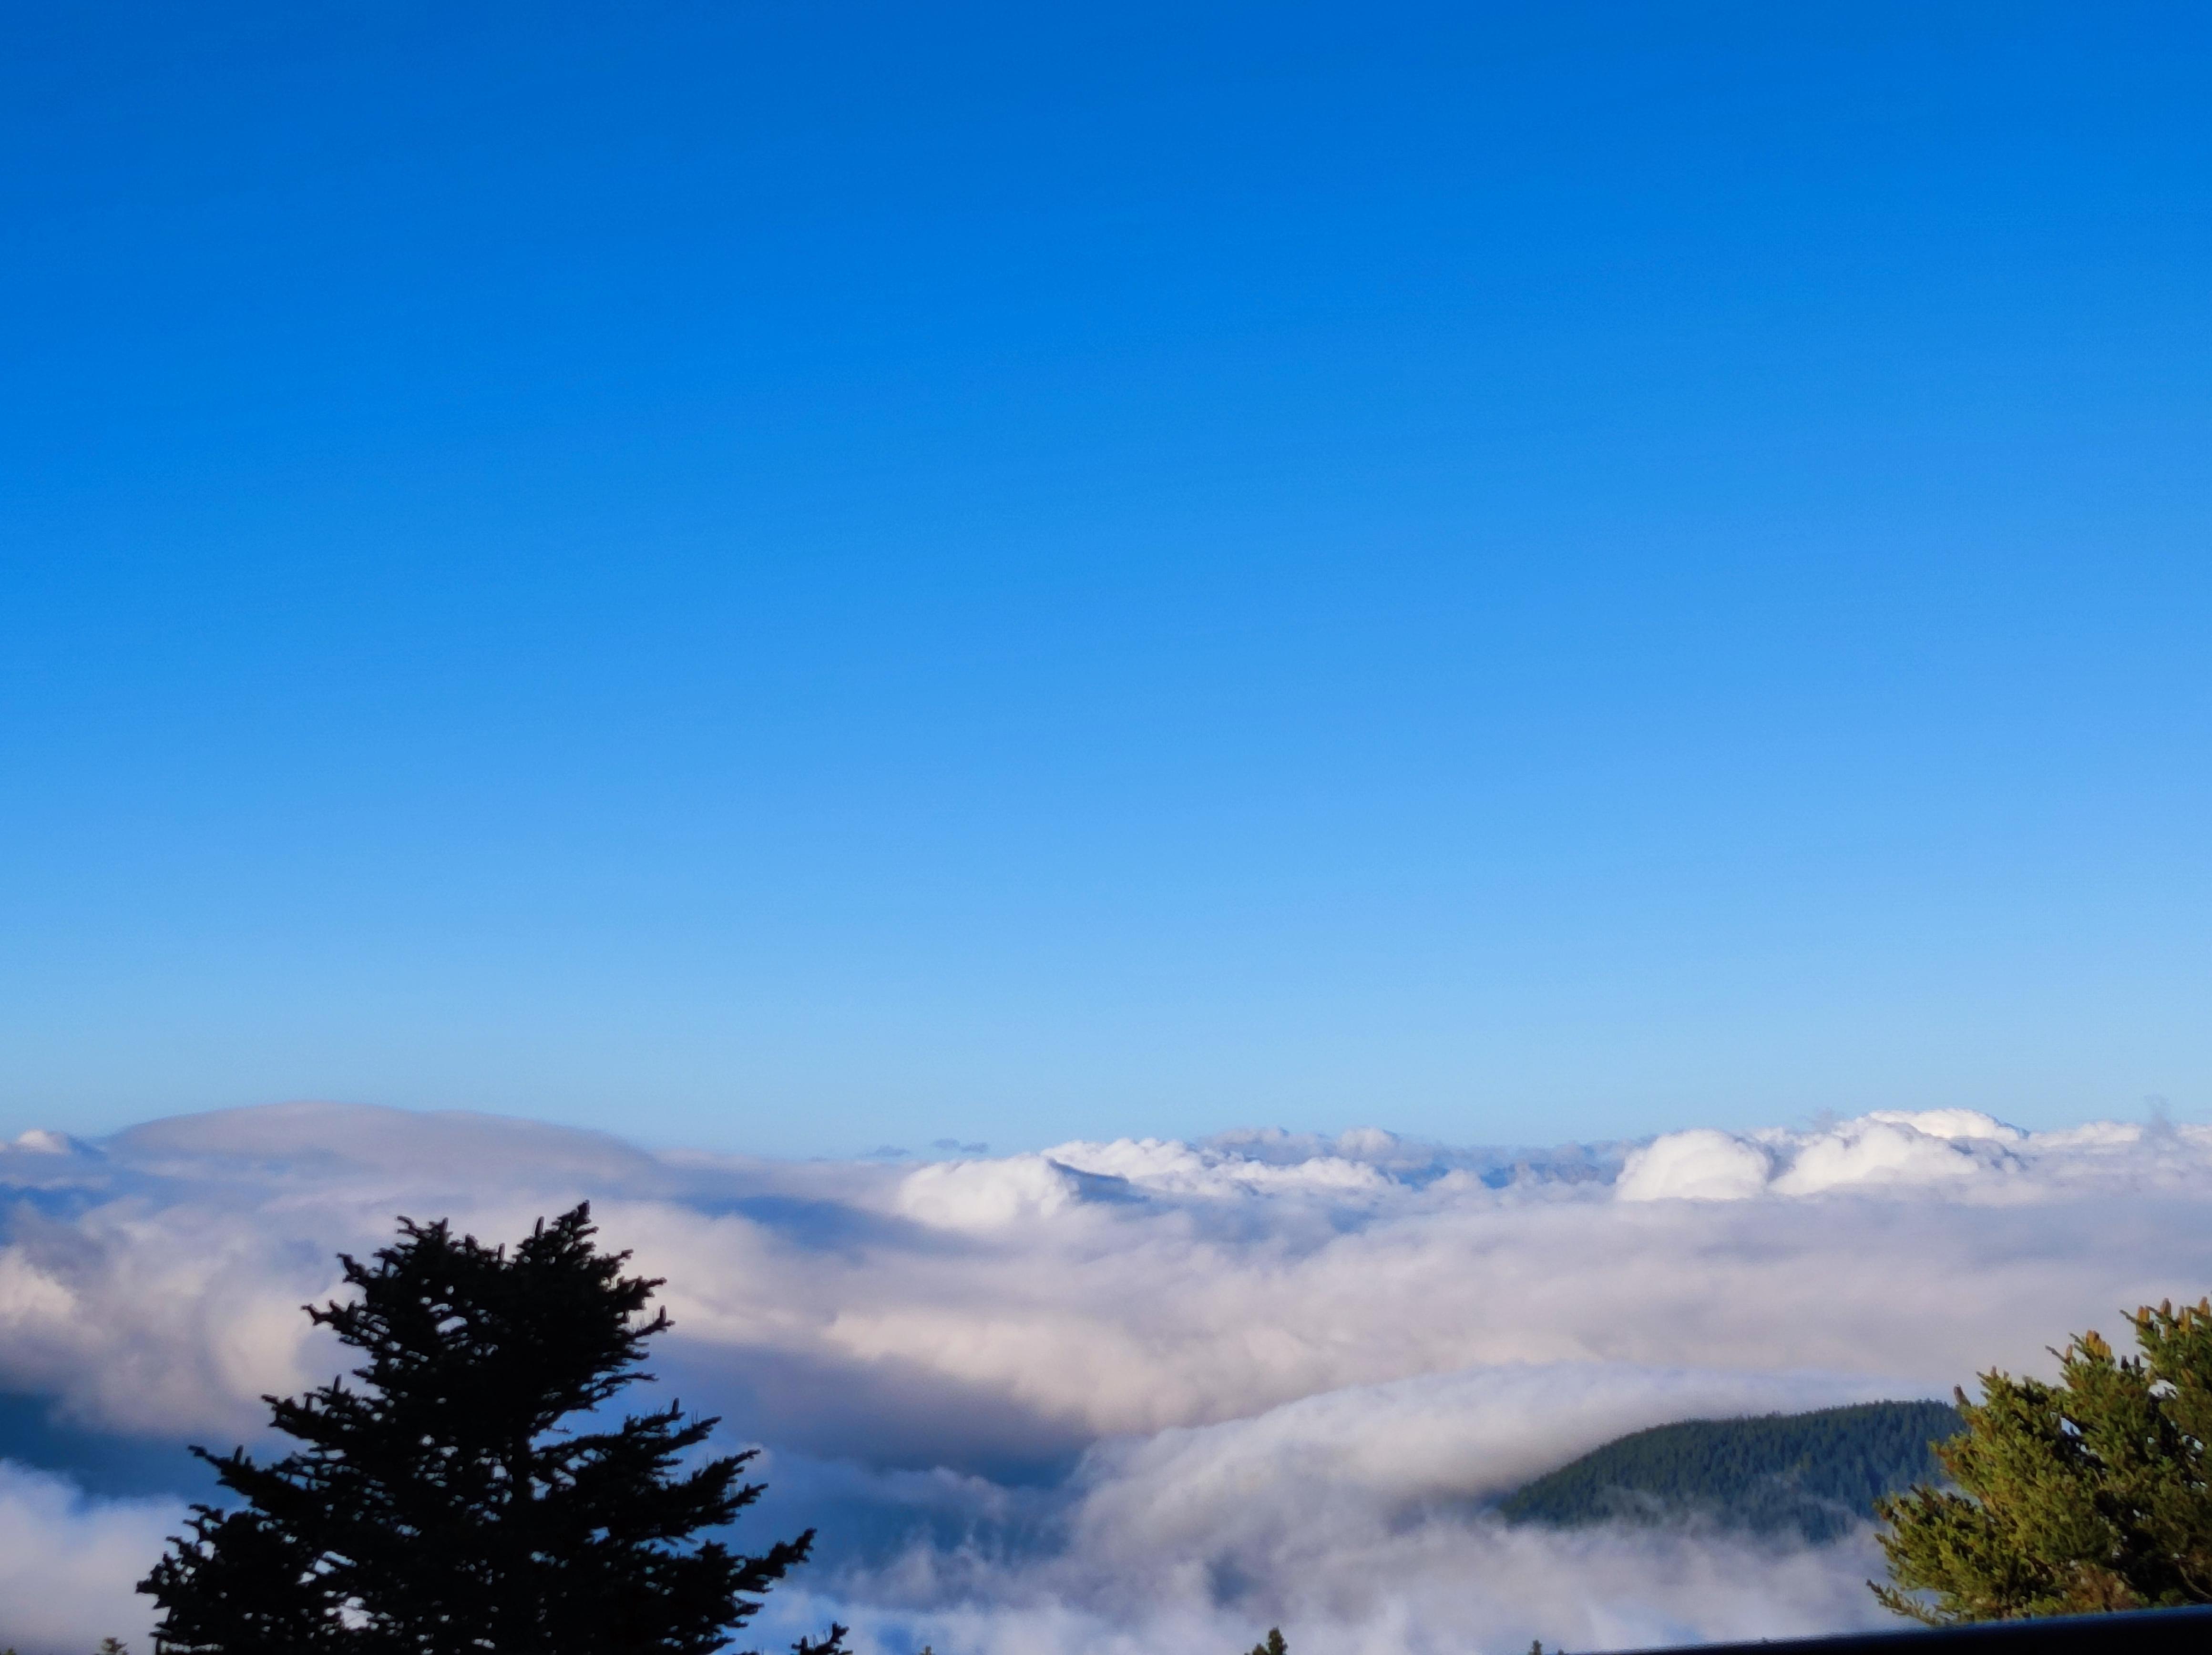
[1497,1400,1962,1543]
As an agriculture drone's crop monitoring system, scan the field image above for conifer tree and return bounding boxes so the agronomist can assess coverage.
[1875,1297,2212,1622]
[140,1205,839,1655]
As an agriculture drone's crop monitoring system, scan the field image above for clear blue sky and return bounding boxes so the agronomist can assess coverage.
[3,1,2207,1156]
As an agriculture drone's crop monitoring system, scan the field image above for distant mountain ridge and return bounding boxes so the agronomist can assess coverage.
[1497,1400,1963,1544]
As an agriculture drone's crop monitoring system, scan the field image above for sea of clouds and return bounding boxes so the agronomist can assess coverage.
[1,1103,2208,1655]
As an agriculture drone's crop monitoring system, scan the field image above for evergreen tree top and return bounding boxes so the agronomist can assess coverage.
[1877,1297,2212,1624]
[140,1203,839,1655]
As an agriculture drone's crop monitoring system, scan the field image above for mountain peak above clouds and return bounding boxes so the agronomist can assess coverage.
[10,1130,85,1156]
[0,1128,107,1191]
[2,1103,2198,1216]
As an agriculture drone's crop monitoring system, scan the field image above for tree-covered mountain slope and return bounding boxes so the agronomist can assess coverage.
[1497,1400,1963,1543]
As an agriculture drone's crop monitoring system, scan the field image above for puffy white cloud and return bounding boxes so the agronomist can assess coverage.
[1615,1129,1772,1201]
[1616,1110,2208,1204]
[2,1101,2210,1653]
[1864,1110,2024,1145]
[893,1156,1092,1230]
[1042,1136,1394,1199]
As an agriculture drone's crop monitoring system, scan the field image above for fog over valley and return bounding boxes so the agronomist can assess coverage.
[0,1103,2204,1655]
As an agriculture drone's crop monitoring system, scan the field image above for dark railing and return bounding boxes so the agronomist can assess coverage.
[1635,1605,2212,1655]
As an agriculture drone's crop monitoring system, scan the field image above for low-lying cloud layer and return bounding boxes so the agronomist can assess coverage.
[2,1104,2207,1653]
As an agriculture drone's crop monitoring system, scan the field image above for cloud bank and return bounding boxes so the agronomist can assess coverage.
[1,1104,2208,1653]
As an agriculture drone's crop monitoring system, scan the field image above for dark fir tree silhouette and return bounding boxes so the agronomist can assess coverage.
[139,1204,842,1655]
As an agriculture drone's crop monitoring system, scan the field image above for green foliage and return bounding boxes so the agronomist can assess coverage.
[1875,1298,2212,1624]
[1498,1400,1962,1543]
[1242,1631,1287,1655]
[139,1204,836,1655]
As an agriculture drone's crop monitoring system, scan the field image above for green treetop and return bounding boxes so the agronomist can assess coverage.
[1876,1297,2212,1622]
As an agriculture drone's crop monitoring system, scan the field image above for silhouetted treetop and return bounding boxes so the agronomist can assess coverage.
[140,1203,837,1655]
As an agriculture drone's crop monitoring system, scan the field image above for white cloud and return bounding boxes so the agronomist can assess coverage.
[893,1155,1091,1230]
[1615,1128,1772,1201]
[1616,1110,2206,1204]
[749,1361,1920,1655]
[1,1101,2209,1653]
[764,1512,1898,1655]
[0,1465,180,1654]
[1041,1136,1394,1199]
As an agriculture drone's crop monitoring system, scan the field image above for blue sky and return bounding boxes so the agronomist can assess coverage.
[3,0,2208,1156]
